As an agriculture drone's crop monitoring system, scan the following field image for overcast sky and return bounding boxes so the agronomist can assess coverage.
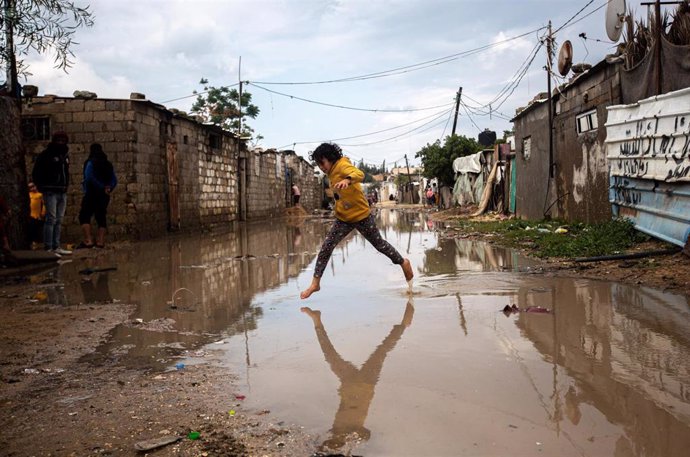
[21,0,667,166]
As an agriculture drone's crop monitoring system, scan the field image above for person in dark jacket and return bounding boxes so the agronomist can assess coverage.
[77,143,117,249]
[31,131,72,255]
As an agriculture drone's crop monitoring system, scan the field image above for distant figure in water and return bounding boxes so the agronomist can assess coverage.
[300,143,413,299]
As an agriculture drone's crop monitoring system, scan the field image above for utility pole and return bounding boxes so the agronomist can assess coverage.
[404,154,413,203]
[546,21,554,178]
[238,56,243,144]
[451,86,462,137]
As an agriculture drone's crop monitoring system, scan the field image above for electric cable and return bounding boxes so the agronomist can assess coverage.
[340,108,453,147]
[553,0,597,34]
[460,101,482,132]
[247,82,455,113]
[273,104,454,149]
[160,83,240,104]
[250,27,547,86]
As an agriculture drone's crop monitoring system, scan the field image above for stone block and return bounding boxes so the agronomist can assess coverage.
[105,101,122,111]
[85,100,106,111]
[64,99,85,112]
[73,111,93,122]
[93,111,114,122]
[105,121,126,132]
[72,132,94,143]
[95,132,115,143]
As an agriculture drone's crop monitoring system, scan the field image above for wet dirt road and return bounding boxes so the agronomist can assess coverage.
[11,209,690,456]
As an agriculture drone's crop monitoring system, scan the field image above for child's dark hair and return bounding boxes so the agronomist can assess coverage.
[310,142,343,164]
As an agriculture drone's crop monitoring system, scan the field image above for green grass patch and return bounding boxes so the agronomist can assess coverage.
[452,218,649,258]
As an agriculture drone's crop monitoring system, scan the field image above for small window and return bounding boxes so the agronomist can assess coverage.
[21,117,50,140]
[522,136,532,161]
[209,133,222,149]
[576,109,598,134]
[183,135,188,145]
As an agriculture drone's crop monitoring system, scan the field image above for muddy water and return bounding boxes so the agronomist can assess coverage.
[40,210,690,456]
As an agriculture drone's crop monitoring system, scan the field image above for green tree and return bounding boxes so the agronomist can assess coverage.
[415,134,481,186]
[191,78,260,138]
[1,0,94,80]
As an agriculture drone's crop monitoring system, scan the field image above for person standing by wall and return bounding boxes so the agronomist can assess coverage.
[291,183,301,206]
[77,143,117,249]
[28,181,45,248]
[31,131,72,256]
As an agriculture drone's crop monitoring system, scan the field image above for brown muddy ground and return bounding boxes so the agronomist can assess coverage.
[0,278,316,457]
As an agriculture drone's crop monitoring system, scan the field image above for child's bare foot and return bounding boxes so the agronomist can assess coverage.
[401,258,414,281]
[300,279,321,299]
[300,306,322,320]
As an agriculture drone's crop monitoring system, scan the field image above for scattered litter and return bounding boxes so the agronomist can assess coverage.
[214,340,226,344]
[502,304,551,315]
[23,368,39,375]
[228,410,236,416]
[33,291,47,301]
[134,318,144,324]
[187,431,201,440]
[234,394,246,400]
[134,435,182,452]
[555,227,568,234]
[153,375,165,380]
[68,412,77,416]
[141,280,152,286]
[175,363,185,370]
[57,394,93,405]
[78,266,117,275]
[170,287,197,311]
[537,228,551,233]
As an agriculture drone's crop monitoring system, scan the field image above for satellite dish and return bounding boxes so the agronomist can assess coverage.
[558,41,573,76]
[605,0,626,42]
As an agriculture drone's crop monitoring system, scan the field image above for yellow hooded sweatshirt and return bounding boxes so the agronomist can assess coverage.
[329,157,370,223]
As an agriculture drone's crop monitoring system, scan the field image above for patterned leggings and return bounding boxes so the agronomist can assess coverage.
[314,214,404,278]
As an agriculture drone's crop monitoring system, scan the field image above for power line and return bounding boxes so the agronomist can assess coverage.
[558,0,609,32]
[553,0,597,34]
[340,108,452,147]
[160,83,240,104]
[439,107,455,140]
[273,106,454,149]
[247,82,455,113]
[460,102,482,132]
[250,27,547,86]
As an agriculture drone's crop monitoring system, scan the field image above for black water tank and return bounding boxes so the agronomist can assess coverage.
[478,129,496,147]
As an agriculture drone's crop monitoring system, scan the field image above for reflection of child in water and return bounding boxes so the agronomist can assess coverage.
[301,301,414,452]
[300,143,413,299]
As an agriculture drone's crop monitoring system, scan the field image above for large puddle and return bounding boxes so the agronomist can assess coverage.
[35,209,690,456]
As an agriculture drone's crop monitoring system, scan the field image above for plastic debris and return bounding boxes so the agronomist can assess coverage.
[555,227,568,234]
[23,368,40,374]
[502,304,551,315]
[234,394,246,400]
[175,363,185,370]
[134,435,182,452]
[228,410,236,416]
[187,431,201,440]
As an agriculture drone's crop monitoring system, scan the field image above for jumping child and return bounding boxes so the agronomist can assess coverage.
[300,143,413,299]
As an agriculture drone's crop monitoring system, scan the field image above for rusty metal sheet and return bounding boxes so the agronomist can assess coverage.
[606,87,690,247]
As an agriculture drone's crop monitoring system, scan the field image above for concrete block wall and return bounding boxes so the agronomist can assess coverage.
[553,64,620,223]
[23,97,139,241]
[196,134,238,229]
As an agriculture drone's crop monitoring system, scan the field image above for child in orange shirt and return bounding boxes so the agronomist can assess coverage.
[28,182,45,246]
[300,143,413,299]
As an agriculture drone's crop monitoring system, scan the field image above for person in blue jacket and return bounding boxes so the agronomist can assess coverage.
[77,143,117,248]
